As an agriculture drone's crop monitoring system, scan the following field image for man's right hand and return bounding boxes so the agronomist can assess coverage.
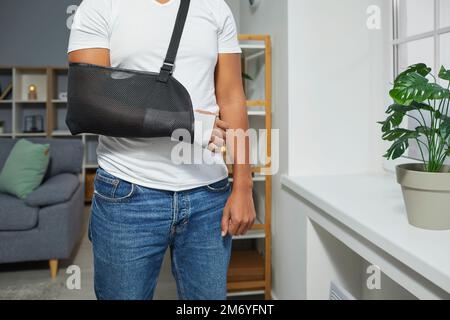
[195,110,230,153]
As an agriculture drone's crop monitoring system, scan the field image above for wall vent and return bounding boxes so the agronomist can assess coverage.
[329,281,356,300]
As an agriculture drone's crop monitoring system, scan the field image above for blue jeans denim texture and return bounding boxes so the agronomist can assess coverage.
[89,167,232,300]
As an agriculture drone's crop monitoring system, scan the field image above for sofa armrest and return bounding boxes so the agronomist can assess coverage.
[25,173,80,207]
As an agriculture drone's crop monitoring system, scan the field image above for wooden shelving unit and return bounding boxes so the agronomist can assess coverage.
[0,34,273,299]
[226,35,272,299]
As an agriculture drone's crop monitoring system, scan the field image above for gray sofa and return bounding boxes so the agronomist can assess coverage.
[0,138,85,278]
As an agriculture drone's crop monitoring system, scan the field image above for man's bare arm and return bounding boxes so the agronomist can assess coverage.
[68,48,111,67]
[215,53,256,236]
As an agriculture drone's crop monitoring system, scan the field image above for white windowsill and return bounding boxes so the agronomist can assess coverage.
[281,172,450,296]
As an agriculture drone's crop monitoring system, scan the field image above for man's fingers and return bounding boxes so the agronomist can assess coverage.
[208,136,224,153]
[208,128,226,153]
[228,218,241,236]
[210,135,225,148]
[212,127,226,140]
[231,214,255,236]
[236,220,249,236]
[207,143,217,152]
[215,118,230,131]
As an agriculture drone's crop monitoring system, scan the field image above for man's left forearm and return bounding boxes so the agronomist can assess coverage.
[215,53,256,236]
[220,99,253,191]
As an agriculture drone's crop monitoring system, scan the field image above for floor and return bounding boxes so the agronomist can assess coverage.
[0,206,178,300]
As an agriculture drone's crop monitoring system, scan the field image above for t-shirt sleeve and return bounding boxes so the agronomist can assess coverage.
[217,0,242,54]
[67,0,111,53]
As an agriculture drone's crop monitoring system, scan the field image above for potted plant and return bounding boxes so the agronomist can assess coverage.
[379,63,450,230]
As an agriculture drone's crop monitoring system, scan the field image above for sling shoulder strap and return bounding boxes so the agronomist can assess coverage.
[158,0,191,82]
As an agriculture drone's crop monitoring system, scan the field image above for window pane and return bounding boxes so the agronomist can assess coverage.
[399,37,435,160]
[439,33,450,163]
[398,0,434,37]
[398,37,435,73]
[440,33,450,80]
[440,0,450,27]
[408,33,450,164]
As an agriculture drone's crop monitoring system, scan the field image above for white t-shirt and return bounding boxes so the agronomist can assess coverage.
[68,0,242,191]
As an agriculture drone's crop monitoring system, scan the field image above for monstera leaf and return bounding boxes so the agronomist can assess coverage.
[378,102,434,133]
[439,66,450,81]
[388,102,433,114]
[242,72,253,81]
[390,72,450,105]
[382,128,418,142]
[396,63,431,81]
[383,129,419,159]
[440,120,450,139]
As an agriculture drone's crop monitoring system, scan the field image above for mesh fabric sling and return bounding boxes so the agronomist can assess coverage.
[66,0,194,143]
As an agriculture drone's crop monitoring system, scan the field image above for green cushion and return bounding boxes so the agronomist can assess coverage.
[0,139,50,199]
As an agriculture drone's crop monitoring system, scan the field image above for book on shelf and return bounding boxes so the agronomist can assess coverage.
[0,83,12,101]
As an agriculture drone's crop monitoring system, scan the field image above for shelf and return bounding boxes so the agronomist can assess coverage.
[226,216,264,240]
[14,69,48,102]
[239,44,266,61]
[0,133,13,137]
[52,130,72,136]
[15,132,46,137]
[247,103,266,116]
[282,174,450,298]
[51,69,68,101]
[226,290,265,298]
[251,220,265,230]
[0,100,13,104]
[248,110,266,116]
[233,228,265,240]
[0,106,12,134]
[227,281,266,293]
[85,163,99,169]
[15,100,47,104]
[227,250,265,291]
[240,43,266,50]
[227,281,266,294]
[252,174,267,182]
[229,174,266,183]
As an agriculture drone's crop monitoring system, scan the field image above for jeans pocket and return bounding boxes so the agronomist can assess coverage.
[205,178,231,193]
[94,168,135,202]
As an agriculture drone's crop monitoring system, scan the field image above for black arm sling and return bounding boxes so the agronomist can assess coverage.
[66,0,194,143]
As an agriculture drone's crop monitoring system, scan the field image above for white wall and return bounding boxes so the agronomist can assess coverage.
[280,0,392,299]
[288,0,392,176]
[225,0,241,30]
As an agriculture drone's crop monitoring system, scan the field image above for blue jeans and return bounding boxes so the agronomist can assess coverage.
[89,167,232,300]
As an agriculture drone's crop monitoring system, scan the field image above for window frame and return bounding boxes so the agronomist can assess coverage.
[392,0,450,78]
[384,0,450,172]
